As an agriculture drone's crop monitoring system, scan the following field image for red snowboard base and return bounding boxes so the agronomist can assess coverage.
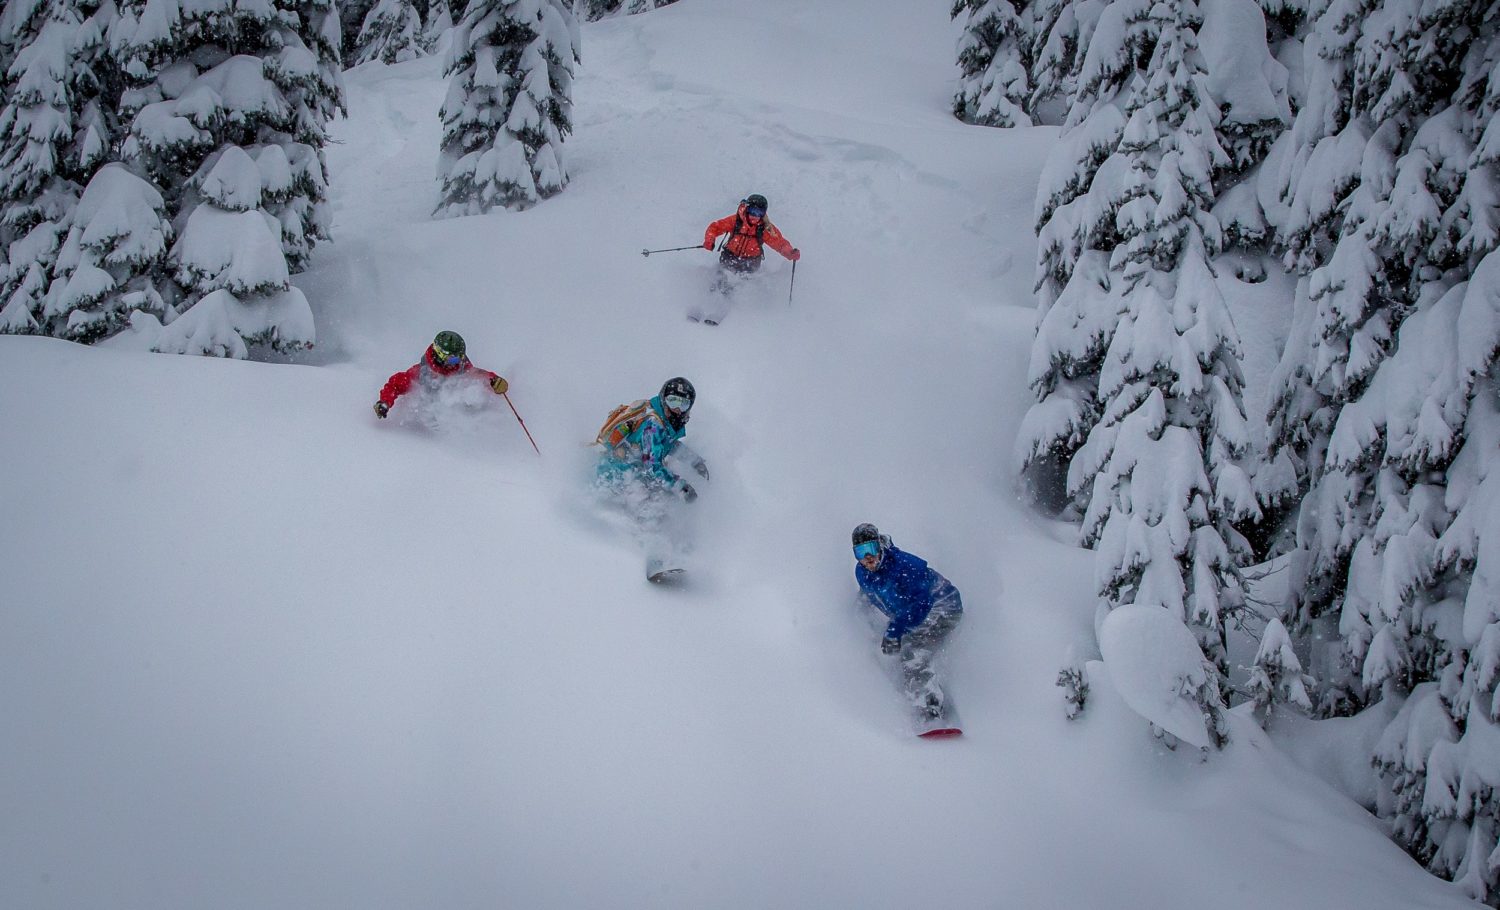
[918,727,963,739]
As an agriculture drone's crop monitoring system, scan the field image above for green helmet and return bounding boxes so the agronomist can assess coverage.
[432,331,466,361]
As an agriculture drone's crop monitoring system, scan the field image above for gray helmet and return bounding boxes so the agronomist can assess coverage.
[852,523,880,546]
[744,193,768,212]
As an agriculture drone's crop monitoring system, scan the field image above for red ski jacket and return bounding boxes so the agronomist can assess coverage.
[379,345,502,407]
[704,203,796,260]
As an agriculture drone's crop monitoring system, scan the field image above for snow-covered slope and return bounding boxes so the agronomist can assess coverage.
[0,1,1478,907]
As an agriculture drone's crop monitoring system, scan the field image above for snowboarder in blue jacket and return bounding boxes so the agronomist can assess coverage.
[853,523,963,717]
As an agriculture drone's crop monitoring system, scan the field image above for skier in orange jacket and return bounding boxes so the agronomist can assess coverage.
[693,193,800,324]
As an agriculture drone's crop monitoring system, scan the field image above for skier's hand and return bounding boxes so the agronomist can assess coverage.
[788,248,801,262]
[692,460,710,481]
[881,636,901,656]
[374,401,390,419]
[679,482,698,503]
[703,239,714,250]
[490,375,509,395]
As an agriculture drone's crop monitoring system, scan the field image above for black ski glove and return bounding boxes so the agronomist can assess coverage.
[374,401,389,419]
[881,636,901,656]
[679,483,698,503]
[693,460,710,481]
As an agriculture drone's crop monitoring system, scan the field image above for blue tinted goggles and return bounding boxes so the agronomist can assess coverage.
[853,541,881,560]
[744,206,765,218]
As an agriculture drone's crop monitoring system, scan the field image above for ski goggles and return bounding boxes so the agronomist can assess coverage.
[744,206,765,219]
[663,394,693,412]
[853,541,882,560]
[432,345,462,366]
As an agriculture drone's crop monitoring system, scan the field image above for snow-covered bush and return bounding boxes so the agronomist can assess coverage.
[436,0,578,216]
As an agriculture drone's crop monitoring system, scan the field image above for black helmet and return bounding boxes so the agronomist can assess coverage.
[744,193,768,212]
[852,523,881,547]
[432,330,465,360]
[660,376,695,411]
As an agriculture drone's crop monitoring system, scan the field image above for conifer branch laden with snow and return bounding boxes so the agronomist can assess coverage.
[573,0,675,20]
[436,0,577,216]
[355,0,424,65]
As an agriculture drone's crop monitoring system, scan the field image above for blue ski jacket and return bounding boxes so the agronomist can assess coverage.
[597,395,688,489]
[856,545,962,640]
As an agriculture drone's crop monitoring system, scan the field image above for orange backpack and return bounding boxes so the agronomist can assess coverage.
[595,399,654,448]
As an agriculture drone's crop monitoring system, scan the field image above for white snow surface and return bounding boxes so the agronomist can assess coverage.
[0,1,1480,908]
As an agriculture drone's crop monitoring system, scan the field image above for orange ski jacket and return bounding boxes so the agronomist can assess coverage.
[704,203,796,260]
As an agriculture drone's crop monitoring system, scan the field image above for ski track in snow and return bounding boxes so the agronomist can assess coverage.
[0,1,1479,909]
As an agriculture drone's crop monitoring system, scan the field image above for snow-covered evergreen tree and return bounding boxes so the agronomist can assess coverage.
[0,0,122,337]
[355,0,423,65]
[1247,616,1313,722]
[436,0,577,216]
[109,0,344,356]
[1244,0,1500,898]
[1022,0,1255,744]
[951,0,1033,128]
[1019,0,1156,508]
[42,161,168,340]
[1260,0,1492,698]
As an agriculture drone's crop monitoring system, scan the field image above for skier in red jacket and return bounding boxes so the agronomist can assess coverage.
[373,330,508,418]
[693,193,801,324]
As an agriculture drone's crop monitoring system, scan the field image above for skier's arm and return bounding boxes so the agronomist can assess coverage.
[638,422,684,487]
[668,441,709,481]
[468,365,508,394]
[378,365,421,407]
[703,214,735,249]
[762,223,796,259]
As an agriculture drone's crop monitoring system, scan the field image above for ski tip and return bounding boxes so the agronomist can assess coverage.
[918,727,963,739]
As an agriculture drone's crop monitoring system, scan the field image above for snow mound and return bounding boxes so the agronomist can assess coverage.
[1098,603,1215,748]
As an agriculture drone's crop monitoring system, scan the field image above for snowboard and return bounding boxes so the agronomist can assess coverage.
[646,558,685,585]
[880,653,964,739]
[914,698,963,739]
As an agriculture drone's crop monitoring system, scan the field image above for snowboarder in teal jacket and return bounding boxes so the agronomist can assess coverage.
[594,378,710,581]
[853,523,963,717]
[595,377,708,500]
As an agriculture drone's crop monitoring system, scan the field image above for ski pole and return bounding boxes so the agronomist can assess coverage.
[501,392,541,456]
[788,260,797,307]
[641,245,703,257]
